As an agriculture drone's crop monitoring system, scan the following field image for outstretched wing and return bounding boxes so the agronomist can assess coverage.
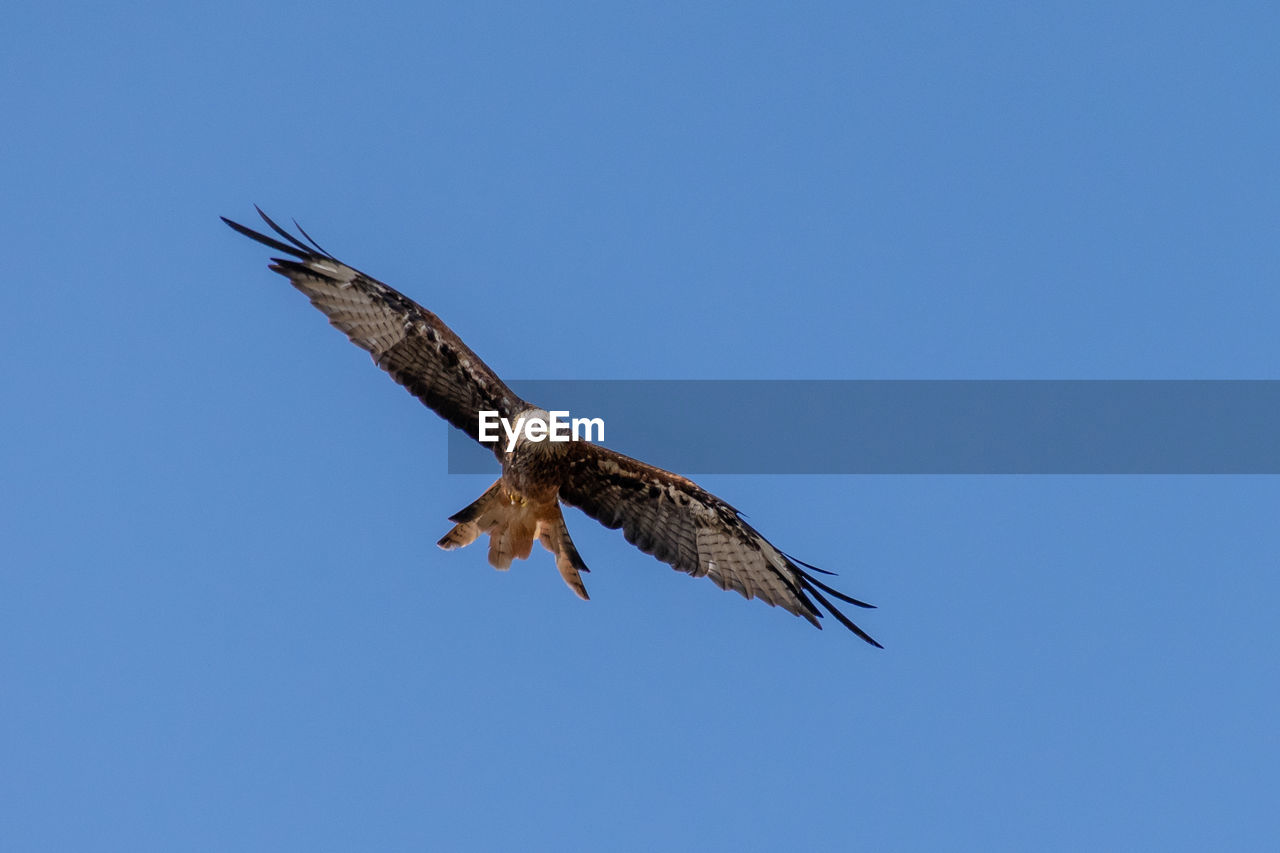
[223,209,526,457]
[559,443,881,646]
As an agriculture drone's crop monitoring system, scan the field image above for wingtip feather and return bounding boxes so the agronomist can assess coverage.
[800,577,883,648]
[224,213,310,259]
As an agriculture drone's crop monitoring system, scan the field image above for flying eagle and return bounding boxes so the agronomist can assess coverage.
[224,209,881,646]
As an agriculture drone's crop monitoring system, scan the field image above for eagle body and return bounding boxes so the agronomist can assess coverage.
[224,209,881,646]
[496,409,574,503]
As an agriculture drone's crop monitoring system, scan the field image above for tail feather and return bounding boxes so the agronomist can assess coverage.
[488,529,516,570]
[447,480,504,525]
[537,511,592,600]
[436,520,479,550]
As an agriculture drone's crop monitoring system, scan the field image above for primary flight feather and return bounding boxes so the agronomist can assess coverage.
[224,208,881,646]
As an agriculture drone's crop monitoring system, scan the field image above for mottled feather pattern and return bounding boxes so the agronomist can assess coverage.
[558,443,881,646]
[222,210,525,458]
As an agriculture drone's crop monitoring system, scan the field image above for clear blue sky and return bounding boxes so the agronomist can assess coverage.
[3,2,1278,850]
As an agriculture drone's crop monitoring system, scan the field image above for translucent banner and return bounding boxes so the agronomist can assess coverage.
[446,380,1280,474]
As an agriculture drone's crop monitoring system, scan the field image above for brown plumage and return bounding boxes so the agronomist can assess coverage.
[224,208,881,647]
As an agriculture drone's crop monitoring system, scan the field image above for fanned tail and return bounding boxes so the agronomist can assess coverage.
[437,482,590,598]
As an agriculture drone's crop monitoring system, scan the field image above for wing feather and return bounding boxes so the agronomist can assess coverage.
[224,210,526,457]
[559,444,881,646]
[227,210,881,645]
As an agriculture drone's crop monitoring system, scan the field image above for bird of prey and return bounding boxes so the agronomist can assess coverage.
[224,209,881,646]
